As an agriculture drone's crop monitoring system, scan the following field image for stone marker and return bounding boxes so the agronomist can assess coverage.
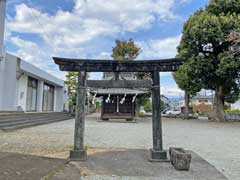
[169,147,191,171]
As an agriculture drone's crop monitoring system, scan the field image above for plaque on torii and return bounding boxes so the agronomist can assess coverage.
[53,57,181,162]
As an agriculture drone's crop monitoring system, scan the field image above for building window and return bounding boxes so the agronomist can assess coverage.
[42,83,54,111]
[26,77,38,111]
[199,99,208,103]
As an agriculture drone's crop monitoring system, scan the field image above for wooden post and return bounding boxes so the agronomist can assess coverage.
[149,71,167,161]
[70,71,87,161]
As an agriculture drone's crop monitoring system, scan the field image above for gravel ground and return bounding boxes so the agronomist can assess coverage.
[0,113,240,180]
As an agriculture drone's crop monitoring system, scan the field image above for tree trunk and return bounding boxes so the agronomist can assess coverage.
[213,86,225,122]
[184,92,190,119]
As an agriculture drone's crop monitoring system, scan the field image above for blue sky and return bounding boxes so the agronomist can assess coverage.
[4,0,209,98]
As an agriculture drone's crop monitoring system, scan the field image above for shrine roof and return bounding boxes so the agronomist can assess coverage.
[89,88,149,95]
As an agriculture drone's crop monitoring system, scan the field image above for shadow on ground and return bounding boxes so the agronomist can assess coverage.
[72,148,227,180]
[0,152,68,180]
[0,148,227,180]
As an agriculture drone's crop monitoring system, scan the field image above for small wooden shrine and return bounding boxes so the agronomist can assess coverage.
[89,72,149,120]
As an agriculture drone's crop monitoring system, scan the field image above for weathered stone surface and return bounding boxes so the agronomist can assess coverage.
[70,148,87,161]
[74,148,227,180]
[53,57,181,72]
[169,147,191,171]
[70,71,88,161]
[149,148,168,162]
[150,71,168,161]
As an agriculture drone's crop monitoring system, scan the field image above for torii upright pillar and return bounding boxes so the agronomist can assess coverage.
[70,71,87,160]
[149,71,167,161]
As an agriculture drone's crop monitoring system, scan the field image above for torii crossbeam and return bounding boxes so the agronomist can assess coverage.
[53,57,181,162]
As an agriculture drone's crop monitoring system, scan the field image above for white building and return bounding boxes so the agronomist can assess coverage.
[0,0,68,112]
[0,53,68,112]
[231,100,240,110]
[191,94,214,106]
[176,94,214,107]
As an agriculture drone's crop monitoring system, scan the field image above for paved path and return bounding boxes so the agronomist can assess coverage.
[0,113,240,180]
[72,148,227,180]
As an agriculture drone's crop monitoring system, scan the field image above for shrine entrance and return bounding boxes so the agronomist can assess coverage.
[53,57,181,161]
[88,73,150,120]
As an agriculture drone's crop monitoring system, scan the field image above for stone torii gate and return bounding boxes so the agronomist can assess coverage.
[54,57,181,161]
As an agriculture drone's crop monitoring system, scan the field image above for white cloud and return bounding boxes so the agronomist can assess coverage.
[11,36,42,63]
[137,34,182,59]
[6,0,186,84]
[10,36,66,79]
[7,0,182,53]
[137,35,183,97]
[179,0,192,4]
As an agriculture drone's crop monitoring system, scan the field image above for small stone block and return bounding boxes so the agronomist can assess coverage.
[149,149,169,162]
[70,148,87,161]
[169,147,191,171]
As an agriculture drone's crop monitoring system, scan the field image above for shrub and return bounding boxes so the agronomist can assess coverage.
[137,112,145,117]
[144,99,152,112]
[225,109,240,113]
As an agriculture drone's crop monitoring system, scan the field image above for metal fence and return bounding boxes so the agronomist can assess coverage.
[225,113,240,121]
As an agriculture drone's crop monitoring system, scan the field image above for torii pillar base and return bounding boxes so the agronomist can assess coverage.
[70,148,87,161]
[149,149,169,162]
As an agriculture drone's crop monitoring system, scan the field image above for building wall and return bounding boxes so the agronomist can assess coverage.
[0,53,68,112]
[17,76,67,112]
[54,86,64,112]
[0,54,18,111]
[0,54,5,110]
[193,104,212,114]
[192,99,213,106]
[231,100,240,110]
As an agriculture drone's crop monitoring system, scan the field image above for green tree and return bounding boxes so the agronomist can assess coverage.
[173,64,203,119]
[111,39,150,110]
[112,39,141,60]
[64,72,78,112]
[177,0,240,121]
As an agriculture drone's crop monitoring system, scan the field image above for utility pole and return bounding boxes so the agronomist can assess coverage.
[0,0,6,111]
[0,0,7,59]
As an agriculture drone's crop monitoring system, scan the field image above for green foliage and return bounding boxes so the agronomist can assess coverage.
[225,109,240,113]
[143,98,152,112]
[136,93,151,111]
[177,0,240,104]
[111,39,141,60]
[137,112,145,117]
[95,101,101,110]
[64,72,78,112]
[206,0,240,14]
[111,38,151,80]
[161,100,168,111]
[111,38,152,112]
[224,103,231,110]
[173,63,202,96]
[137,96,168,112]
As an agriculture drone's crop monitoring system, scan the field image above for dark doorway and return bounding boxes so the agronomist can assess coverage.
[26,77,38,112]
[101,95,135,119]
[42,83,54,111]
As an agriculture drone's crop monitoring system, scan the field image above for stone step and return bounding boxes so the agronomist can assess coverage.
[0,114,72,124]
[0,112,69,120]
[0,116,73,128]
[1,117,72,131]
